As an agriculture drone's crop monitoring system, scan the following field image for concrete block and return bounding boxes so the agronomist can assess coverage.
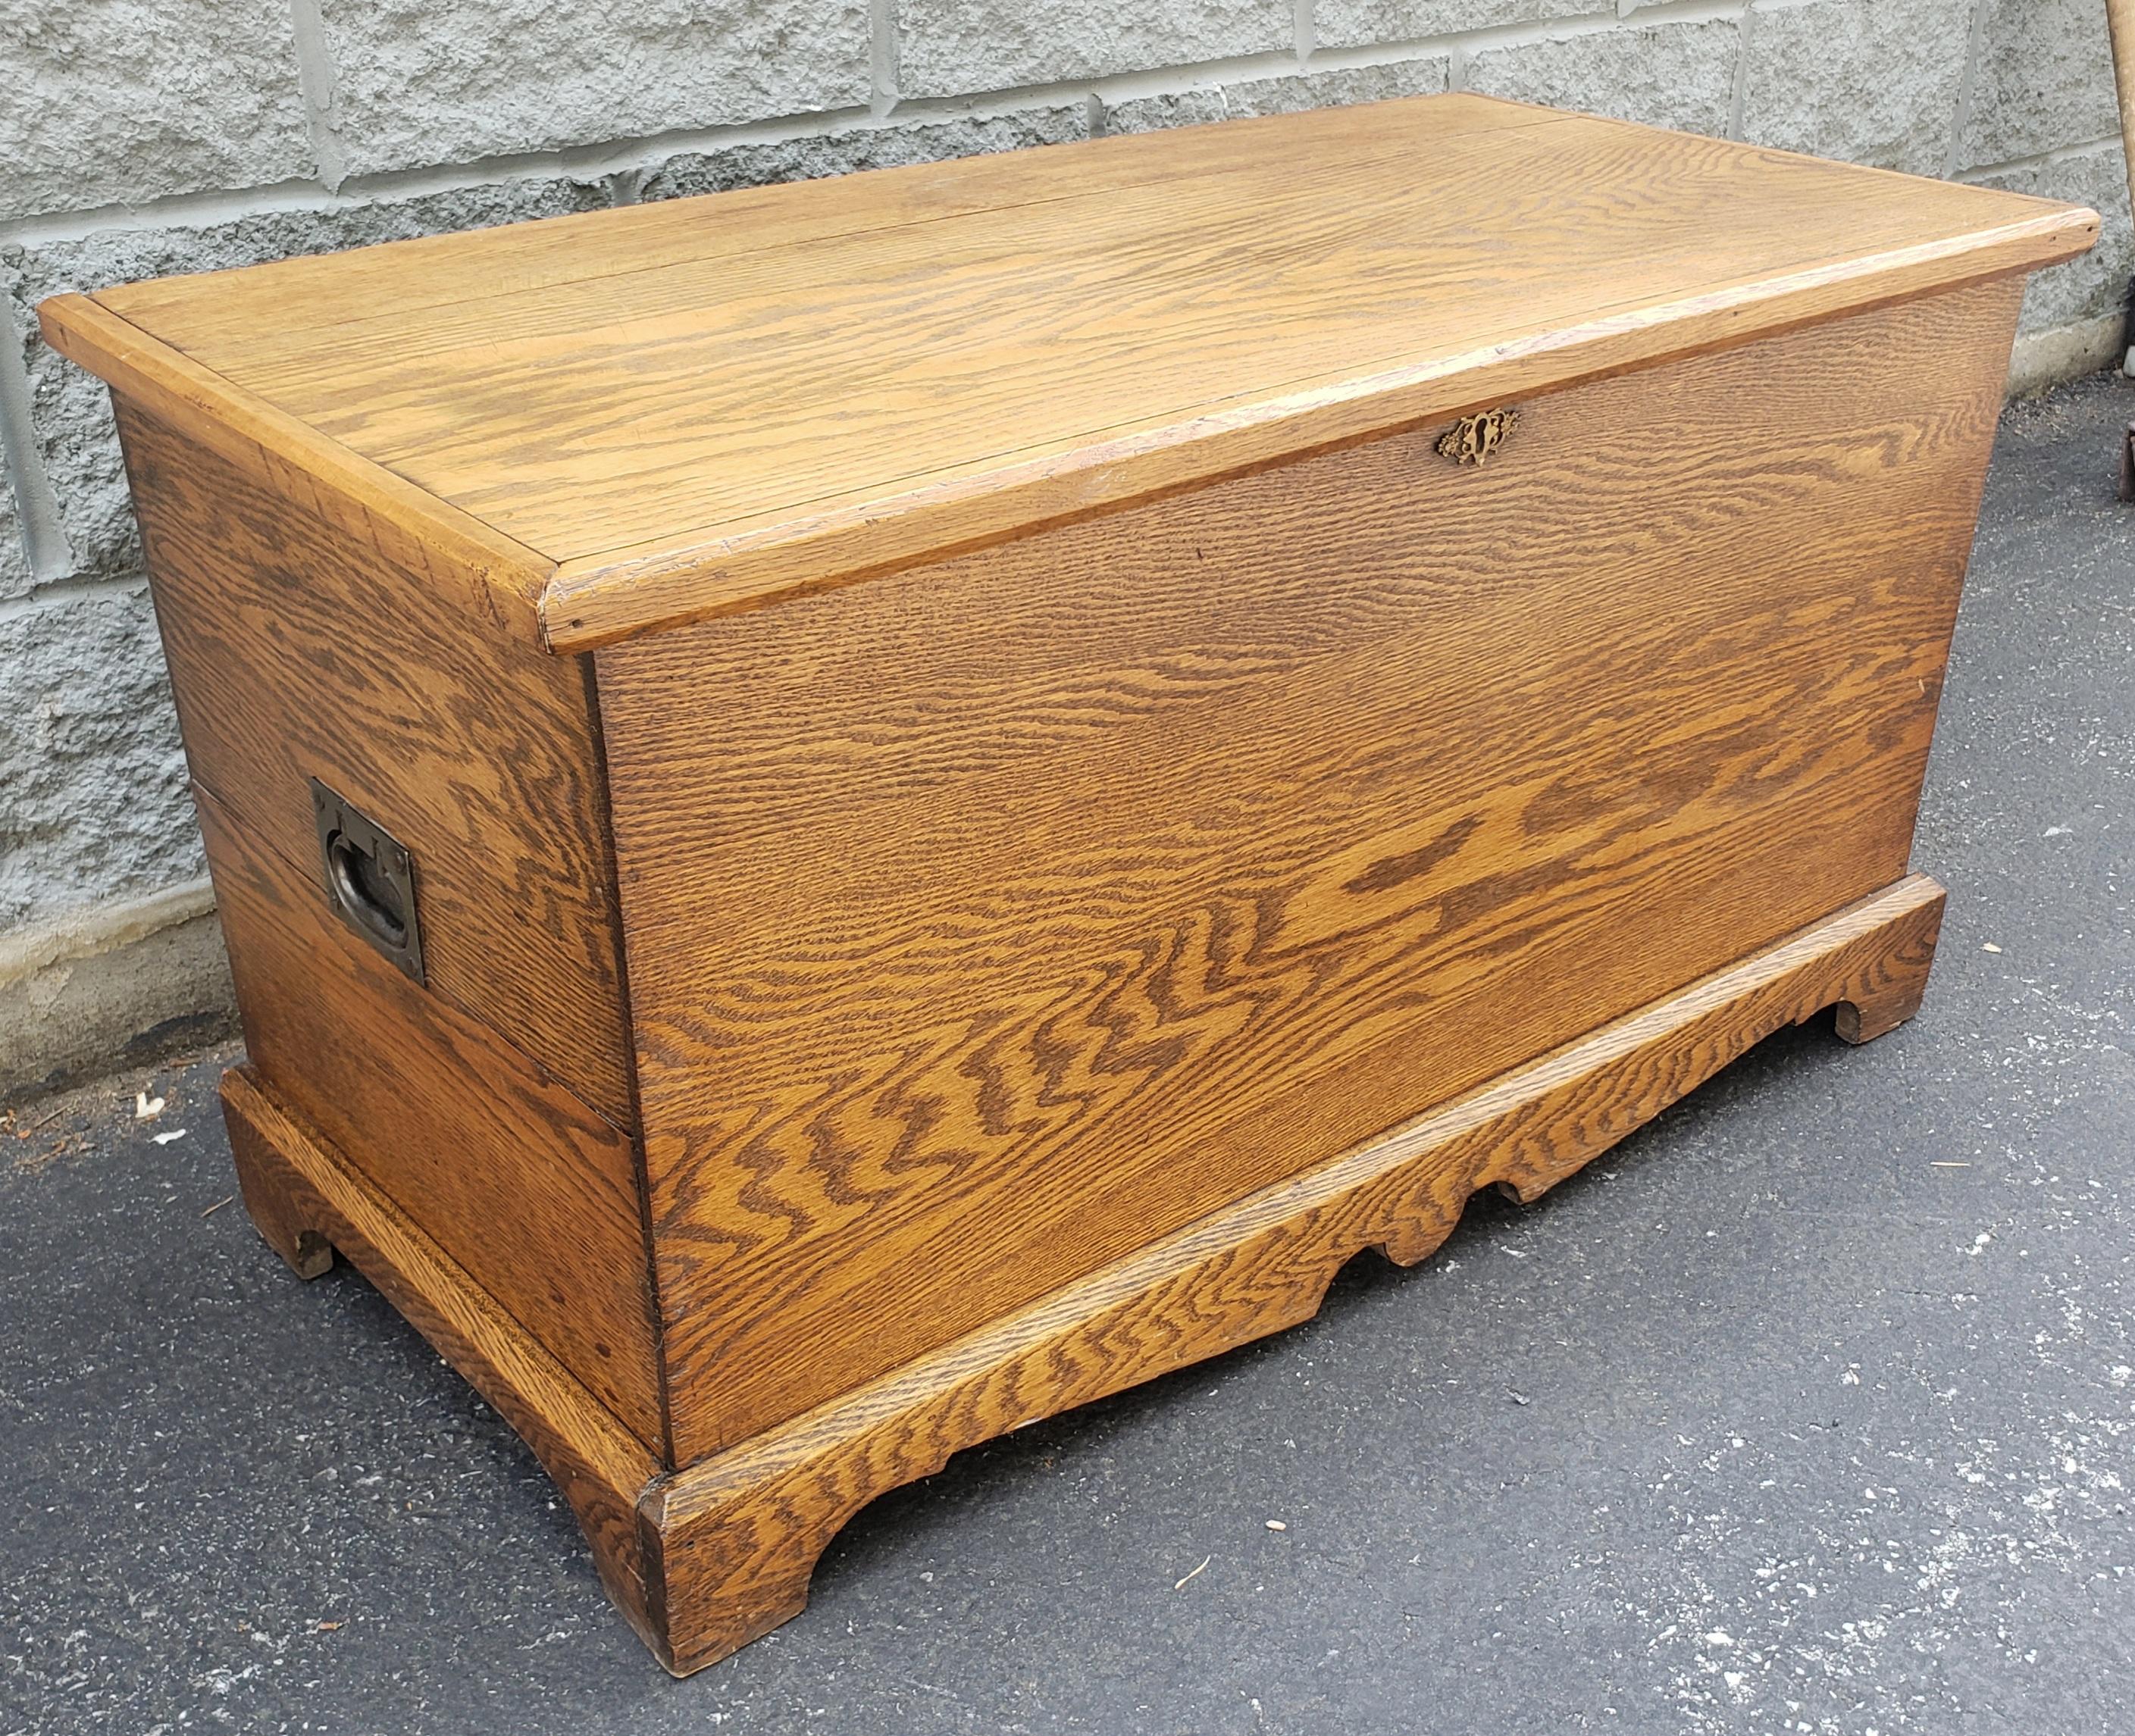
[0,178,606,588]
[1316,0,1590,54]
[1467,18,1739,136]
[2006,312,2127,398]
[1104,89,1235,136]
[0,585,199,933]
[1976,145,2133,335]
[1739,0,1971,177]
[0,884,236,1104]
[1104,58,1450,134]
[642,106,1091,202]
[1957,0,2121,170]
[0,0,312,223]
[2,278,139,587]
[897,0,1290,99]
[1223,56,1452,117]
[315,0,871,176]
[0,424,30,599]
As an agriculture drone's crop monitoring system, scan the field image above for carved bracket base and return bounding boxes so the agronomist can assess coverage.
[221,872,1944,1675]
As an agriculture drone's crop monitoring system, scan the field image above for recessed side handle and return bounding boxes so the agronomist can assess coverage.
[310,778,425,984]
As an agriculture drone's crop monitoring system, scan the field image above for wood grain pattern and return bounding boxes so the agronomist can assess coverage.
[35,292,553,618]
[218,1068,669,1649]
[597,280,2016,1463]
[196,783,665,1452]
[117,400,635,1124]
[95,98,1562,349]
[641,874,1946,1672]
[218,877,1942,1674]
[531,200,2085,652]
[52,93,2071,1675]
[175,120,2062,561]
[38,98,2092,653]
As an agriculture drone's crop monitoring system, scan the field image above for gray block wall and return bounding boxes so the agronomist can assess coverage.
[2,0,2130,1089]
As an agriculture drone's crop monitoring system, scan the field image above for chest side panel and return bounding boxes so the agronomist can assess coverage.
[117,402,663,1450]
[602,278,2019,1463]
[116,401,637,1126]
[190,782,663,1449]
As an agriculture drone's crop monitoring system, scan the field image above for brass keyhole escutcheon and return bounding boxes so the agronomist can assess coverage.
[1436,406,1518,468]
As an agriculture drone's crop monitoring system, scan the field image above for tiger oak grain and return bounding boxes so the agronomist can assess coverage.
[119,401,634,1124]
[195,784,663,1452]
[601,280,2012,1461]
[45,97,2092,646]
[36,92,2093,1673]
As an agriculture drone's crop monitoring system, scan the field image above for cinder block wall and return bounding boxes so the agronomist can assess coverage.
[1,0,2129,1093]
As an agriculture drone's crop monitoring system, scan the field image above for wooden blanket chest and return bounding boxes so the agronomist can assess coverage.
[41,94,2094,1672]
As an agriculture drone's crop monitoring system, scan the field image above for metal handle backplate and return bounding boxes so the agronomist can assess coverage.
[310,778,425,984]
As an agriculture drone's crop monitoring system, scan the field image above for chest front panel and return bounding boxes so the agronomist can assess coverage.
[598,278,2018,1463]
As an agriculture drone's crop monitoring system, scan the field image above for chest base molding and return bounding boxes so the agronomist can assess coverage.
[220,871,1943,1675]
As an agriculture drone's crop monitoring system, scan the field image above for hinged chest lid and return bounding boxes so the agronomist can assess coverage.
[40,94,2096,652]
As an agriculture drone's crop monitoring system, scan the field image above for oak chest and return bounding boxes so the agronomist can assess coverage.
[41,95,2096,1672]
